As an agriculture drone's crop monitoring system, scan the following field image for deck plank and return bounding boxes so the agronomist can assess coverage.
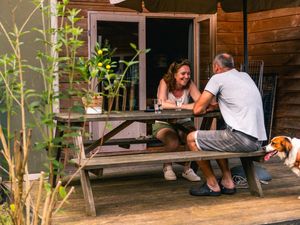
[48,158,300,225]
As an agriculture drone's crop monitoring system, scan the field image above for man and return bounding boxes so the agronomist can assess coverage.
[187,53,267,196]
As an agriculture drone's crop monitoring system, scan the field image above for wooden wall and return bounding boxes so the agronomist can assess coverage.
[216,6,300,137]
[248,8,300,137]
[216,8,244,62]
[248,8,300,74]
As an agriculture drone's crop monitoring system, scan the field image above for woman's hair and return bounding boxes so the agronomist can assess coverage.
[163,59,191,92]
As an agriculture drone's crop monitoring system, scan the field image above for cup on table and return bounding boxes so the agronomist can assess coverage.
[175,98,183,111]
[154,99,162,114]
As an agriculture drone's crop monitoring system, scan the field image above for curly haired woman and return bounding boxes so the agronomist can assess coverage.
[153,59,201,181]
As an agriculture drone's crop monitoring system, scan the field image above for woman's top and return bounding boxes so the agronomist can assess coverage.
[167,89,189,105]
[157,89,191,124]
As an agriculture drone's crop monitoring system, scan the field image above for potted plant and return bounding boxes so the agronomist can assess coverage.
[77,41,150,114]
[76,41,115,114]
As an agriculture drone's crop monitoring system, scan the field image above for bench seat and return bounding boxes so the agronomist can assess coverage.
[72,149,266,216]
[72,150,265,169]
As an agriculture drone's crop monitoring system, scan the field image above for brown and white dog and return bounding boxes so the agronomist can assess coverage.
[264,136,300,177]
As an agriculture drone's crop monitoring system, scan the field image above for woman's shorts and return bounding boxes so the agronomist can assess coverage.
[152,120,195,137]
[194,127,263,152]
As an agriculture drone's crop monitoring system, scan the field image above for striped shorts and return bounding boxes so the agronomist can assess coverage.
[194,127,262,152]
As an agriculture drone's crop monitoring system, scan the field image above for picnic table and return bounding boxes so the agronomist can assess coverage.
[54,110,265,216]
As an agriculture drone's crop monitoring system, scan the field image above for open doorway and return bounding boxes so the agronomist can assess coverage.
[89,12,216,149]
[146,18,194,103]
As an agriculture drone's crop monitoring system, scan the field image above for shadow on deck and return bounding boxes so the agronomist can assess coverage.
[53,158,300,225]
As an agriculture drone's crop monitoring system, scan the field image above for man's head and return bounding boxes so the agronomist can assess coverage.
[213,53,234,74]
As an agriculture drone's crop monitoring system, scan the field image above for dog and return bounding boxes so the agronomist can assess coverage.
[264,136,300,177]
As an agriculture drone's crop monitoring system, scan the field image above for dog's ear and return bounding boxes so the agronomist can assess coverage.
[282,137,292,152]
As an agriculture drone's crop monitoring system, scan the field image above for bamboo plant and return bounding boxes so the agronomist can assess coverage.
[0,0,81,224]
[0,0,149,224]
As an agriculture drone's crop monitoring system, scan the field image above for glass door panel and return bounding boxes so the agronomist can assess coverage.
[97,21,139,111]
[89,13,146,152]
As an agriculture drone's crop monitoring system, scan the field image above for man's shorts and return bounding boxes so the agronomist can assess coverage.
[194,127,262,152]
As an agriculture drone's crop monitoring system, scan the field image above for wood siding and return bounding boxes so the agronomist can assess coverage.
[248,8,300,137]
[216,7,244,61]
[217,6,300,137]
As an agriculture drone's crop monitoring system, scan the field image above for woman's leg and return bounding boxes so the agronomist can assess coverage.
[176,129,201,181]
[154,123,200,181]
[155,127,179,180]
[178,122,197,172]
[156,127,179,169]
[156,127,180,151]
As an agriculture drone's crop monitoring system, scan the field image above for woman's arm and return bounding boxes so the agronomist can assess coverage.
[189,81,201,102]
[157,79,177,109]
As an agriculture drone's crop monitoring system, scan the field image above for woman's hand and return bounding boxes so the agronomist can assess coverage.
[180,103,194,110]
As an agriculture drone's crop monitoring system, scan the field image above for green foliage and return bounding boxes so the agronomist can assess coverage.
[58,186,67,199]
[0,0,150,223]
[77,40,150,101]
[0,0,86,223]
[0,204,13,225]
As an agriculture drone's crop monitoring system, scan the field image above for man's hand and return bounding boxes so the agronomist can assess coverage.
[193,91,215,115]
[206,102,218,112]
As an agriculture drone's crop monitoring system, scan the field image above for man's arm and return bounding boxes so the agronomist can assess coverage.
[193,90,215,115]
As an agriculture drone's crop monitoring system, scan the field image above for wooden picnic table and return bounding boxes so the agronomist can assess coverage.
[54,110,219,153]
[54,109,221,122]
[54,110,265,216]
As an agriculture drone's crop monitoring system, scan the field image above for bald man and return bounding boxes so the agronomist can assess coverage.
[187,53,267,196]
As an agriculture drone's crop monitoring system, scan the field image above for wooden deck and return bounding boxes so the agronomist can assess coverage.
[52,158,300,225]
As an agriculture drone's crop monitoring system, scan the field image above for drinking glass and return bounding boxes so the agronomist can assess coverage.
[175,98,183,111]
[154,99,162,114]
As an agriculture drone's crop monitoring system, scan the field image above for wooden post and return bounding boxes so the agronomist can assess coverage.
[74,130,97,216]
[240,157,264,197]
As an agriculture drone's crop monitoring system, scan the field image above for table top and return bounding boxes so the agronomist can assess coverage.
[54,110,221,122]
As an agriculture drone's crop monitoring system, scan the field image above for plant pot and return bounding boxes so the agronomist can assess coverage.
[82,96,103,114]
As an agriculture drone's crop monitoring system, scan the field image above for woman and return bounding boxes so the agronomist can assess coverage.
[153,59,201,181]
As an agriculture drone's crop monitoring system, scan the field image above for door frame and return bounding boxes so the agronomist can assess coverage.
[89,12,146,109]
[194,14,217,88]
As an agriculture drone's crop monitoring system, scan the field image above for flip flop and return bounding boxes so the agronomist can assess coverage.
[189,183,221,196]
[218,179,237,195]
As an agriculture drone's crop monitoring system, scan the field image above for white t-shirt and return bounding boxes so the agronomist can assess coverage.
[205,69,267,141]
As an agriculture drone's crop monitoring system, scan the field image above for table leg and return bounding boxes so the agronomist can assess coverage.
[85,120,134,154]
[73,129,97,216]
[80,169,96,216]
[240,157,264,197]
[89,169,104,177]
[200,117,214,130]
